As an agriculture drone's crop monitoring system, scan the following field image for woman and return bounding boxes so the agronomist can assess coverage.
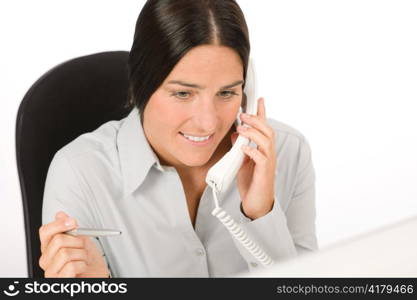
[39,0,318,277]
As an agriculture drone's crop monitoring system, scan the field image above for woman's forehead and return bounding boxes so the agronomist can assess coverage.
[163,45,244,85]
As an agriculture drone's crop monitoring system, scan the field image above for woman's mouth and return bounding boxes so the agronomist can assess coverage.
[179,132,214,146]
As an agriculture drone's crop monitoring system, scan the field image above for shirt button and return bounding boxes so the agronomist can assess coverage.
[195,248,205,256]
[250,262,258,268]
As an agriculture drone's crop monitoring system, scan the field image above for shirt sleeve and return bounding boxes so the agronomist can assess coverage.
[232,135,318,273]
[41,151,113,277]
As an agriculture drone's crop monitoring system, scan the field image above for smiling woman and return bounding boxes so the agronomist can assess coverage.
[126,0,250,122]
[40,0,318,278]
[143,44,244,169]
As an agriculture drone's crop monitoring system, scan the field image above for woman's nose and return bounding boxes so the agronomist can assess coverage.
[192,97,218,132]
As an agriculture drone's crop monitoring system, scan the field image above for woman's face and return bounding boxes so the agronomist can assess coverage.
[143,44,244,169]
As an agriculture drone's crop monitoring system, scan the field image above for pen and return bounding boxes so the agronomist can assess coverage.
[65,227,122,237]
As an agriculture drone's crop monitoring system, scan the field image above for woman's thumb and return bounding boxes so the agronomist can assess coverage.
[55,211,69,220]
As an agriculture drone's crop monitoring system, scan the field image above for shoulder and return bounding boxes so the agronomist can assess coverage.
[266,118,315,211]
[266,117,312,153]
[59,120,122,159]
[42,119,127,227]
[50,118,126,179]
[266,117,314,181]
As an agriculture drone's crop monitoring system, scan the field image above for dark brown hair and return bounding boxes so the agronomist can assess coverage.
[127,0,250,122]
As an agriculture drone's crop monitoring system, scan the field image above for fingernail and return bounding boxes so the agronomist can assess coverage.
[237,126,246,131]
[64,218,75,227]
[242,113,250,118]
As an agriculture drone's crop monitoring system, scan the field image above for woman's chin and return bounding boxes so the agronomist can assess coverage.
[180,156,211,168]
[174,149,216,168]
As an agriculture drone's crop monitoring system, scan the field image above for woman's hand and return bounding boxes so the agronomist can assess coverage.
[231,97,276,220]
[39,211,110,278]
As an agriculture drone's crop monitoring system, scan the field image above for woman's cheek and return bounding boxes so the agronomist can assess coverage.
[148,94,185,123]
[225,103,241,126]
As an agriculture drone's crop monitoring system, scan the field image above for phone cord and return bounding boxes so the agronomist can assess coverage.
[211,187,274,267]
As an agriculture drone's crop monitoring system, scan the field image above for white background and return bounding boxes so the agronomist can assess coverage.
[1,0,416,277]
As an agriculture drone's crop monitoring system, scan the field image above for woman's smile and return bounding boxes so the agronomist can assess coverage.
[179,131,215,147]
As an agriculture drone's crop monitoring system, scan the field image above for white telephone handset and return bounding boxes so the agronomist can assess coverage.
[206,58,274,267]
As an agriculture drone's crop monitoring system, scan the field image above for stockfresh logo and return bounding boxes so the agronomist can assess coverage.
[3,281,20,297]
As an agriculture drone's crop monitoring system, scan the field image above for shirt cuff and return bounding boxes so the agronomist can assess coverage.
[233,197,298,273]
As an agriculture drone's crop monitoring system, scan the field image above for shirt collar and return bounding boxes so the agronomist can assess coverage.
[117,107,167,197]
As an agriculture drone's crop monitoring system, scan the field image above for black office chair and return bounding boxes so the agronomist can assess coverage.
[15,51,132,278]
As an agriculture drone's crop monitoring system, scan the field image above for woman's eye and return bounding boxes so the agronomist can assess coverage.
[218,90,238,99]
[172,91,191,99]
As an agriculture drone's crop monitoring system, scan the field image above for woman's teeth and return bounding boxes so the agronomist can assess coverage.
[181,133,211,142]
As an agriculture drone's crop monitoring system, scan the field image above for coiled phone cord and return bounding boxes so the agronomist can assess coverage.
[211,187,274,267]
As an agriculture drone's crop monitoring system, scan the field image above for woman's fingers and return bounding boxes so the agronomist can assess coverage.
[241,145,267,166]
[257,97,266,120]
[39,234,84,271]
[238,97,275,156]
[39,213,78,254]
[57,261,88,278]
[240,113,274,140]
[237,125,274,156]
[38,213,110,278]
[47,247,88,276]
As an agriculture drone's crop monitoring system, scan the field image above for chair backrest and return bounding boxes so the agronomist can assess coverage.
[16,51,132,278]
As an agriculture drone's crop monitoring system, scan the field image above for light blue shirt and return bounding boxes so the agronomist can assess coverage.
[42,108,318,277]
